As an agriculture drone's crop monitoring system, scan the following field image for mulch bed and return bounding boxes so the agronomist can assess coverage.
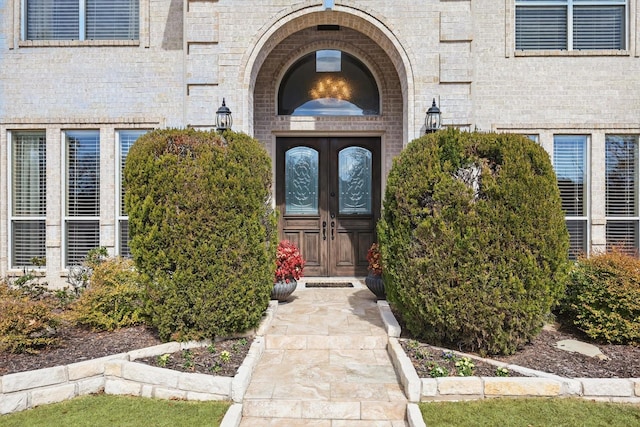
[0,325,250,377]
[1,322,638,379]
[401,326,640,379]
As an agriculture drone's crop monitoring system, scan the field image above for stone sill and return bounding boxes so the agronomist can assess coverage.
[514,49,630,57]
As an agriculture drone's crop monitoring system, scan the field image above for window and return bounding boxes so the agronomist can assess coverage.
[553,135,588,258]
[118,130,147,257]
[278,50,380,116]
[515,0,626,50]
[606,135,638,254]
[24,0,139,41]
[11,132,46,268]
[66,130,100,266]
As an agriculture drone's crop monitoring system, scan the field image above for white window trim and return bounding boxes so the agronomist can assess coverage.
[514,0,630,55]
[19,0,141,44]
[604,134,640,251]
[63,129,101,267]
[554,134,591,257]
[8,130,47,270]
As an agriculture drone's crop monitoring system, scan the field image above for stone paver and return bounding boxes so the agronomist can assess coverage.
[240,283,408,425]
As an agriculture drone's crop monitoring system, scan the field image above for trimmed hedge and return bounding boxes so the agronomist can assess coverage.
[562,250,640,345]
[124,129,277,341]
[378,129,570,355]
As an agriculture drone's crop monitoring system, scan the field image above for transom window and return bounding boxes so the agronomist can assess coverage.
[278,50,380,116]
[515,0,626,50]
[23,0,139,41]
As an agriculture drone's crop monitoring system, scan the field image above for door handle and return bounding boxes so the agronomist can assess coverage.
[322,221,327,240]
[331,221,335,240]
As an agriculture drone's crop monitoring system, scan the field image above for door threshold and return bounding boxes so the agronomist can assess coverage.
[299,277,366,289]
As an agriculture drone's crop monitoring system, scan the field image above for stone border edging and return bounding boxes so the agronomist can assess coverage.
[378,302,640,404]
[0,300,278,417]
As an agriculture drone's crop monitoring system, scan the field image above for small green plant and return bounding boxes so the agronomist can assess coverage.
[428,363,449,378]
[219,350,231,363]
[407,340,420,350]
[495,367,510,377]
[157,353,171,367]
[209,363,222,374]
[454,357,475,376]
[231,337,248,352]
[11,257,47,299]
[182,349,194,371]
[207,344,217,354]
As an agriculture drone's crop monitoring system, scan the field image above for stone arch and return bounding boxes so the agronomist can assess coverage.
[238,2,416,144]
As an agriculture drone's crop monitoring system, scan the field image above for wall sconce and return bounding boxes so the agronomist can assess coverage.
[425,98,441,134]
[215,98,232,132]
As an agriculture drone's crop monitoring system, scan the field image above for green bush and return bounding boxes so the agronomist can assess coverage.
[124,129,277,341]
[378,129,570,355]
[562,250,640,344]
[0,282,60,353]
[70,257,147,331]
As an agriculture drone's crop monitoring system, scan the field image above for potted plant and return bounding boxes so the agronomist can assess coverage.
[365,243,385,299]
[271,240,305,302]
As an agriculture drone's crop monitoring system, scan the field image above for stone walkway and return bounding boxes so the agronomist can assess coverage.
[240,281,408,426]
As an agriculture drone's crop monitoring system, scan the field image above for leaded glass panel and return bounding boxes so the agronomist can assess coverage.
[339,147,372,214]
[285,147,319,215]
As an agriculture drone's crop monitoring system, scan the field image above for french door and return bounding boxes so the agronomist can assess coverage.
[276,137,381,276]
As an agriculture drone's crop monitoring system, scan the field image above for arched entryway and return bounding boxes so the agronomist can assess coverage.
[243,6,413,276]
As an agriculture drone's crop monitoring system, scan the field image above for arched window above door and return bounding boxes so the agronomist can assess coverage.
[278,50,380,116]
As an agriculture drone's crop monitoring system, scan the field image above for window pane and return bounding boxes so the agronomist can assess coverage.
[606,135,637,216]
[66,220,100,266]
[285,147,319,215]
[12,220,46,267]
[339,147,372,215]
[86,0,139,40]
[566,219,587,260]
[278,50,380,116]
[26,0,79,40]
[554,135,587,216]
[67,131,100,217]
[119,130,146,216]
[12,132,46,217]
[606,220,638,255]
[574,6,624,50]
[119,219,131,258]
[516,6,567,50]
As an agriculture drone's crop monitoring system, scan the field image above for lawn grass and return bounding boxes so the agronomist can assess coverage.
[420,398,640,427]
[0,394,231,427]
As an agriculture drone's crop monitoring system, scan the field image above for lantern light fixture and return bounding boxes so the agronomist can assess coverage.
[425,98,441,134]
[215,98,232,132]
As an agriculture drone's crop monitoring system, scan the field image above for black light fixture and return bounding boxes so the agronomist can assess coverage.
[425,98,441,134]
[215,98,232,132]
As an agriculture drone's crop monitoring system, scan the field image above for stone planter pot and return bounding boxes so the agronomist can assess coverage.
[271,279,297,302]
[365,273,385,299]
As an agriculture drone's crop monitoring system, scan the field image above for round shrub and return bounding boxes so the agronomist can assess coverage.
[0,282,60,353]
[562,250,640,345]
[124,129,277,341]
[378,129,570,355]
[70,257,146,331]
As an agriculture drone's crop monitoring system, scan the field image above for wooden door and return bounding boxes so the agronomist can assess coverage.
[276,137,381,276]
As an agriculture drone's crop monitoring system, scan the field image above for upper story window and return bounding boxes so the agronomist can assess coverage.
[23,0,139,41]
[515,0,626,50]
[278,50,380,116]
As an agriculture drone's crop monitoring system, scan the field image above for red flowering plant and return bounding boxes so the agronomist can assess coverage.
[275,240,305,283]
[367,243,383,276]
